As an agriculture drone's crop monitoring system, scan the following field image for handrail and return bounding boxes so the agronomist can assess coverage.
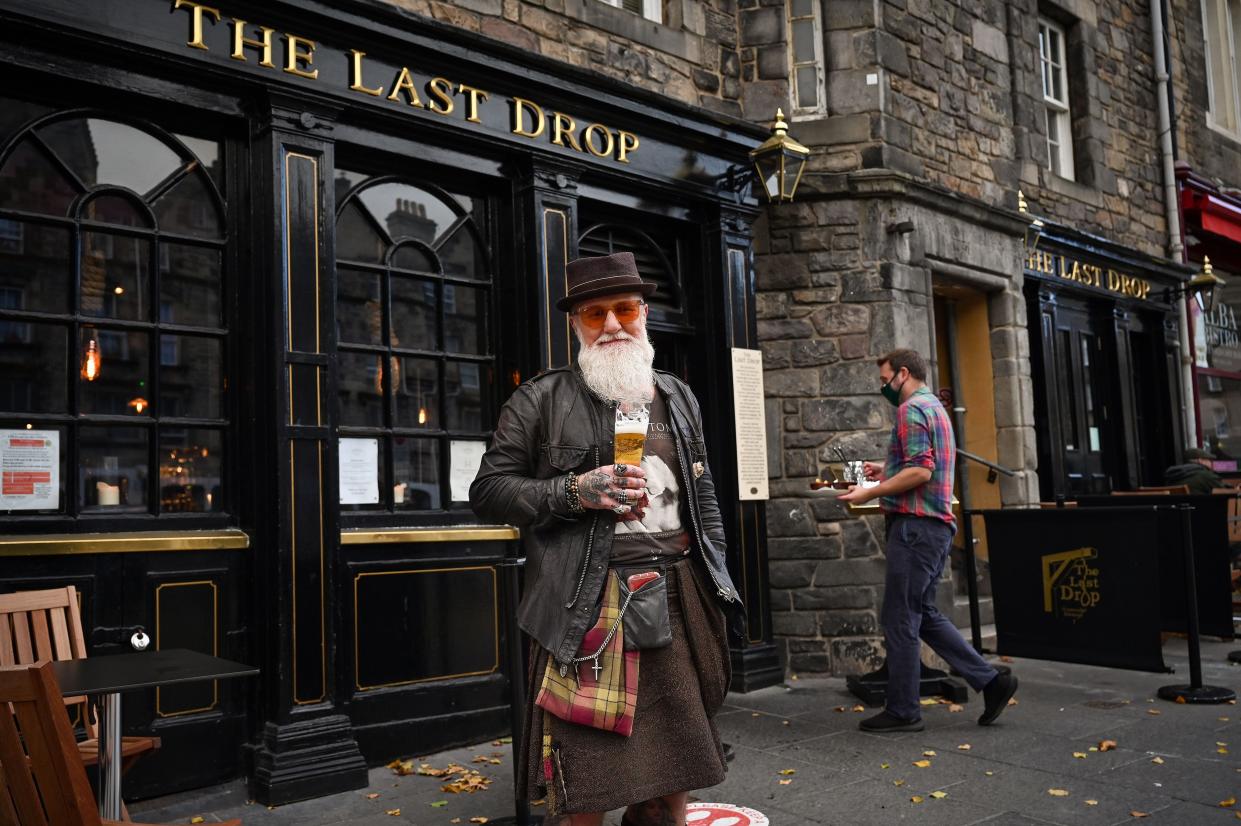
[958,449,1016,478]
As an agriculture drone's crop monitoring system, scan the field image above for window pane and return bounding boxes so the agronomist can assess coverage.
[159,427,222,513]
[338,350,386,427]
[392,244,436,273]
[152,173,222,239]
[395,357,438,429]
[0,323,67,413]
[337,268,383,345]
[444,361,488,432]
[0,222,71,314]
[792,19,815,61]
[174,133,224,194]
[81,232,150,321]
[357,182,458,246]
[160,335,222,419]
[83,194,151,228]
[443,286,487,355]
[797,66,819,108]
[437,224,484,279]
[79,327,149,416]
[39,119,180,195]
[161,244,222,329]
[1051,62,1063,102]
[790,0,813,17]
[0,138,78,215]
[80,426,148,511]
[393,436,440,509]
[392,277,437,351]
[0,98,52,146]
[337,201,387,263]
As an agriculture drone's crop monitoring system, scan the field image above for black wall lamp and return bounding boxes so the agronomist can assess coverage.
[1165,256,1226,313]
[750,109,810,203]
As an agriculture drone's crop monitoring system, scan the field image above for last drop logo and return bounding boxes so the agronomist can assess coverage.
[686,802,770,826]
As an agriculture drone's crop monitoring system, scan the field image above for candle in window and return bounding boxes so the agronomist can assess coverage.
[394,483,407,503]
[127,397,148,414]
[418,407,428,425]
[96,481,120,506]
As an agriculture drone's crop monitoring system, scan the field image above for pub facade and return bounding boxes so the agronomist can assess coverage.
[0,0,781,804]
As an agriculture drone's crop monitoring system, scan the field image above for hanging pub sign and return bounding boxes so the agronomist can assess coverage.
[1193,300,1241,372]
[171,0,640,164]
[1025,248,1153,301]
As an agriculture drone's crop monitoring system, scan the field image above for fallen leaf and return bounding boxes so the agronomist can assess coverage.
[1151,757,1165,765]
[1073,752,1088,759]
[923,750,937,757]
[1048,789,1070,797]
[1008,698,1019,706]
[366,793,380,799]
[470,818,490,824]
[1001,656,1014,662]
[1099,740,1118,752]
[1221,717,1232,722]
[985,771,994,776]
[880,763,890,769]
[778,779,793,785]
[778,769,796,775]
[1219,741,1229,747]
[913,760,931,768]
[1222,797,1238,808]
[930,791,948,799]
[452,820,462,824]
[893,779,906,786]
[489,758,502,764]
[958,744,971,751]
[751,712,761,717]
[1221,748,1231,755]
[1130,812,1149,818]
[852,705,865,713]
[191,819,205,825]
[472,755,490,763]
[910,795,924,803]
[919,698,940,706]
[782,720,791,726]
[386,810,401,817]
[1086,800,1099,806]
[948,704,964,713]
[430,801,448,808]
[833,706,847,713]
[791,674,799,680]
[1147,709,1162,716]
[1089,747,1099,752]
[1176,696,1188,704]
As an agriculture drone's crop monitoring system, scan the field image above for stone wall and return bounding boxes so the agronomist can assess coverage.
[1169,0,1241,191]
[381,0,753,116]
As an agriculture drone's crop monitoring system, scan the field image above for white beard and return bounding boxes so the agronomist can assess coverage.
[575,328,656,403]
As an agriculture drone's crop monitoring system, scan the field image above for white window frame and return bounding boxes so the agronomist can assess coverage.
[598,0,662,25]
[1202,0,1241,139]
[787,0,826,117]
[1039,18,1076,180]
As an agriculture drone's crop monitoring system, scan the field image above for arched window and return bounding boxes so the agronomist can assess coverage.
[0,104,228,517]
[334,170,494,513]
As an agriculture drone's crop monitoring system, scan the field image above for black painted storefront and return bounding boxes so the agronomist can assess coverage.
[0,0,780,804]
[1025,224,1191,501]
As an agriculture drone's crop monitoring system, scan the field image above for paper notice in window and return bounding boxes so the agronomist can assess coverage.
[450,440,487,503]
[731,348,769,501]
[0,430,59,511]
[339,437,380,505]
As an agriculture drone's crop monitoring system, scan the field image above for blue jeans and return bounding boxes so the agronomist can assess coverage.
[881,516,998,721]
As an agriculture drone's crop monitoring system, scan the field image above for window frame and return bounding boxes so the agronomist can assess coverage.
[1039,17,1076,180]
[1203,0,1241,140]
[597,0,663,25]
[786,0,826,118]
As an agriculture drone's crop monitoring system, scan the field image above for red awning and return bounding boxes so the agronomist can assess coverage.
[1182,185,1241,245]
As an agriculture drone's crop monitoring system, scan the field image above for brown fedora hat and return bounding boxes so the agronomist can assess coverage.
[556,252,656,311]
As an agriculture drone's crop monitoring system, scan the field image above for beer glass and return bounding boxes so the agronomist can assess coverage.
[614,400,650,466]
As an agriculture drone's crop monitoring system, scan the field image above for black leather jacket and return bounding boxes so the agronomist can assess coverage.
[470,366,741,666]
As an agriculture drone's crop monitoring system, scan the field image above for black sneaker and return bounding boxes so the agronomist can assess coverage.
[859,710,924,732]
[978,672,1019,726]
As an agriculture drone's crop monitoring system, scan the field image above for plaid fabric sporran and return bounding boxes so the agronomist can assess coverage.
[535,570,639,737]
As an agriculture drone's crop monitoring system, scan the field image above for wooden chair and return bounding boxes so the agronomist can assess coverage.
[1132,485,1191,495]
[1039,501,1078,508]
[0,587,160,816]
[0,661,240,826]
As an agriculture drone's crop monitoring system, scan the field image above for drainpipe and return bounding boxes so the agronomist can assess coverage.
[1150,0,1197,447]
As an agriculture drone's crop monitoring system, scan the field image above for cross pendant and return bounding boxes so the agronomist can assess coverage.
[592,658,603,681]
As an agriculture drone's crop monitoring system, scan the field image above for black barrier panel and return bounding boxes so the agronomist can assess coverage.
[1076,495,1235,640]
[981,506,1169,673]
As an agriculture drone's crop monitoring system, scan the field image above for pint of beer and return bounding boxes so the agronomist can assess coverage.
[614,400,650,466]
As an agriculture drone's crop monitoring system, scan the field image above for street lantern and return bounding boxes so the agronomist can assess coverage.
[750,108,809,203]
[1188,256,1225,314]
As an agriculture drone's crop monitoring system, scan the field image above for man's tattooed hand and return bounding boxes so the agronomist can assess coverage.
[574,464,649,515]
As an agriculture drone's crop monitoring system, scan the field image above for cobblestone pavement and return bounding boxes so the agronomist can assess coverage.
[132,637,1241,825]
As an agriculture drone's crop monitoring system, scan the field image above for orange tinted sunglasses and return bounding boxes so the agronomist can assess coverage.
[572,299,645,330]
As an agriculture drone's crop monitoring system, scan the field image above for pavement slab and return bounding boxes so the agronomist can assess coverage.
[128,637,1241,825]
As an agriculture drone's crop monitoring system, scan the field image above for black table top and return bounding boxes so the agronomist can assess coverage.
[51,649,258,695]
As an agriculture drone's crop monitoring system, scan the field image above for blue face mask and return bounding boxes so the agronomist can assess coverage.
[881,374,906,406]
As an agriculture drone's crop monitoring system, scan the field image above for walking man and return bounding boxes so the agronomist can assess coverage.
[838,349,1018,731]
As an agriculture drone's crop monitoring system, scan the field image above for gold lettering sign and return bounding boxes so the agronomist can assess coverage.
[1025,249,1152,301]
[171,1,640,165]
[1041,547,1101,622]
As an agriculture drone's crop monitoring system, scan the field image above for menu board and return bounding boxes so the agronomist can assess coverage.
[0,430,59,510]
[730,348,769,501]
[339,437,380,505]
[450,440,487,503]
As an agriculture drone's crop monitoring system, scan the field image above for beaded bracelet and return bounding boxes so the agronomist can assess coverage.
[564,473,585,515]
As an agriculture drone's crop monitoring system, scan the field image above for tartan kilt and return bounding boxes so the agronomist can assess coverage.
[519,558,731,816]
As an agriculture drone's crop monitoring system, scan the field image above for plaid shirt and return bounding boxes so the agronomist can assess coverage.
[880,386,956,529]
